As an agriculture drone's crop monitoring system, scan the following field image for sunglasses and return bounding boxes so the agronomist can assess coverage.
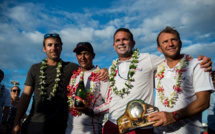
[44,34,60,38]
[12,90,20,93]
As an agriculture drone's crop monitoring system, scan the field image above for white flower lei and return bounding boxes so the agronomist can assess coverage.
[39,59,62,100]
[155,54,193,108]
[67,66,100,116]
[109,48,139,97]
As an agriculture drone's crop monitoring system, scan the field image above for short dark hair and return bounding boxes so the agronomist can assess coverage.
[113,28,134,42]
[43,33,63,47]
[157,26,181,46]
[0,69,4,79]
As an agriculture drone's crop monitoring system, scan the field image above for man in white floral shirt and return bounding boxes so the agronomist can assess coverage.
[149,26,214,134]
[66,42,112,134]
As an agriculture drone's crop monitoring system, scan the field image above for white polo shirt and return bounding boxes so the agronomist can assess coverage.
[66,67,111,134]
[154,56,214,134]
[108,53,163,124]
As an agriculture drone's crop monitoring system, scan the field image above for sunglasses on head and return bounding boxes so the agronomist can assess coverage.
[44,34,60,38]
[12,90,20,93]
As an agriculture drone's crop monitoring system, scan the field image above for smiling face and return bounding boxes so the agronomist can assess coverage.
[43,38,62,62]
[113,31,135,61]
[157,32,182,60]
[11,86,20,100]
[76,50,95,71]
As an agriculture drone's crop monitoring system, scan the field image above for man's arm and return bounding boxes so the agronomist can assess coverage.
[1,89,11,123]
[12,85,34,134]
[93,84,112,115]
[198,55,212,72]
[149,91,210,127]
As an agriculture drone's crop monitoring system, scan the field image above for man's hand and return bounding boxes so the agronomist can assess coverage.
[74,100,94,116]
[98,68,109,81]
[12,124,21,134]
[148,111,176,127]
[198,55,212,72]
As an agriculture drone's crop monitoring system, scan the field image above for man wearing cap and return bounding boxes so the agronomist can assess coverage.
[66,42,112,134]
[12,34,108,134]
[0,69,12,134]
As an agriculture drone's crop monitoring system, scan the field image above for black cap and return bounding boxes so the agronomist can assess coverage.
[73,42,94,53]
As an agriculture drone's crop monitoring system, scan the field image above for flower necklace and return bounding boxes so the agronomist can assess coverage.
[109,48,139,97]
[0,85,5,99]
[67,66,100,116]
[155,54,193,108]
[39,59,62,100]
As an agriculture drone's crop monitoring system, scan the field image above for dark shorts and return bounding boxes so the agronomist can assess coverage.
[103,120,153,134]
[22,121,67,134]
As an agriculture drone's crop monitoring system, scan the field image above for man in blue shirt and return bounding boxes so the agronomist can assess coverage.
[0,69,12,133]
[208,70,215,134]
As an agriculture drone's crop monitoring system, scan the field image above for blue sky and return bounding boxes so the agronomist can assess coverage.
[0,0,215,123]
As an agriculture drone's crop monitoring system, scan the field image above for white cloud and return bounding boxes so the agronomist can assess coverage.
[0,0,215,80]
[181,42,215,57]
[94,26,116,39]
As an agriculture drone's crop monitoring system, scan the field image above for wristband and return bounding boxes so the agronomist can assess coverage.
[172,111,180,122]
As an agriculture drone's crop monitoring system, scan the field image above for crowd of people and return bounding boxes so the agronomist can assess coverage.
[0,26,214,134]
[0,71,27,134]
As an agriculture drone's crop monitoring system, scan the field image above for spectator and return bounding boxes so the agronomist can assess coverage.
[208,70,215,134]
[0,69,12,134]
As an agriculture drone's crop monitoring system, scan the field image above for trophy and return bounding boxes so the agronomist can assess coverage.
[117,99,159,134]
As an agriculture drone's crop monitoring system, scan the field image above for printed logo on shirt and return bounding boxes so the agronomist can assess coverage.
[134,68,142,71]
[182,77,186,81]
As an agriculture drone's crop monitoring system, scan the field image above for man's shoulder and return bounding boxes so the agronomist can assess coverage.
[139,52,161,57]
[27,62,42,71]
[31,62,42,67]
[187,58,199,67]
[62,61,79,67]
[138,53,163,62]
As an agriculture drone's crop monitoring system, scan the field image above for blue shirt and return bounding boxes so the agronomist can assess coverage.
[0,84,12,123]
[208,92,215,130]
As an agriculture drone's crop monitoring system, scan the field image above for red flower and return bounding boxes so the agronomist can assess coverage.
[156,73,164,79]
[176,69,186,73]
[156,87,164,93]
[72,67,82,76]
[89,72,99,81]
[174,85,182,93]
[164,99,169,107]
[185,55,193,61]
[115,70,118,77]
